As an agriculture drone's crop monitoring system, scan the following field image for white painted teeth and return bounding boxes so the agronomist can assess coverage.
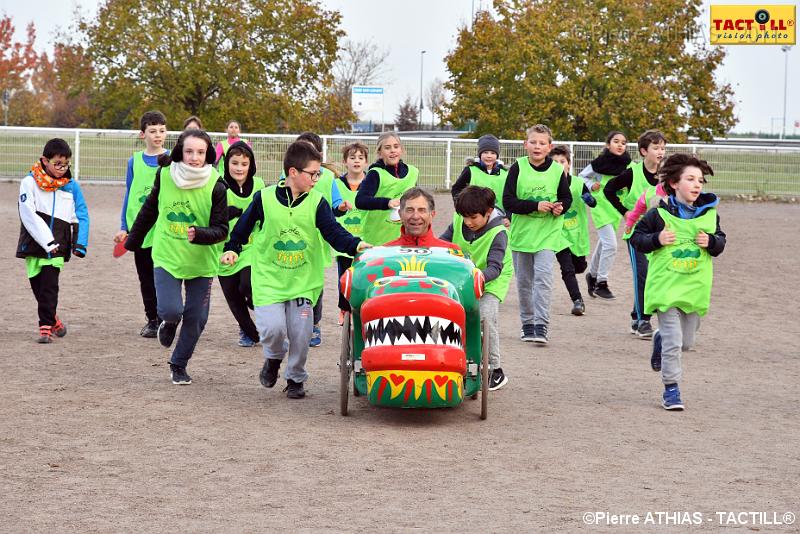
[363,316,463,349]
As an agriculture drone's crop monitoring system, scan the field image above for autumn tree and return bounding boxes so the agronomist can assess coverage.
[0,16,38,125]
[425,78,447,128]
[445,0,736,141]
[80,0,349,131]
[395,96,419,131]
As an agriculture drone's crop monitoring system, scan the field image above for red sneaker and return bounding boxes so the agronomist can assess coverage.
[53,316,67,338]
[37,325,53,344]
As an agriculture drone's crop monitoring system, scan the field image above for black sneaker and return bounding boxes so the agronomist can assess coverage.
[571,298,585,316]
[170,363,192,385]
[520,323,536,342]
[637,320,654,339]
[594,281,615,300]
[285,379,306,399]
[585,273,597,298]
[141,319,159,338]
[489,368,508,391]
[532,324,549,344]
[630,320,640,335]
[259,358,281,388]
[651,330,662,372]
[158,321,179,348]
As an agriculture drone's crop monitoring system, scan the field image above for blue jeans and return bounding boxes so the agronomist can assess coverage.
[154,268,212,368]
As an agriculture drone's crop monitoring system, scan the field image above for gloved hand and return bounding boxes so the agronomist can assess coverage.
[73,245,87,258]
[581,191,597,208]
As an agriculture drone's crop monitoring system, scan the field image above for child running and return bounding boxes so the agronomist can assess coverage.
[502,124,571,344]
[630,154,725,410]
[604,129,667,338]
[450,134,508,214]
[17,138,90,343]
[217,141,265,347]
[356,133,419,245]
[113,110,169,338]
[215,120,249,173]
[549,145,596,316]
[125,129,229,385]
[441,186,513,390]
[221,141,371,400]
[333,142,369,325]
[579,131,631,300]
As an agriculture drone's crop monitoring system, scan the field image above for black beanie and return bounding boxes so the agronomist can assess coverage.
[477,134,500,157]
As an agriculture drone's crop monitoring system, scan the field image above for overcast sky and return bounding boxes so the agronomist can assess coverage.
[3,0,797,135]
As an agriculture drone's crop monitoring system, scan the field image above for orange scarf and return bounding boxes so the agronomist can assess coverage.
[31,161,70,192]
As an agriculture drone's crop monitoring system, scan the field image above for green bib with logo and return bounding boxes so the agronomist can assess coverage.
[218,176,266,276]
[468,166,509,212]
[333,177,365,259]
[361,165,419,245]
[152,167,219,279]
[561,175,591,256]
[509,157,567,253]
[589,163,631,229]
[644,207,717,316]
[126,151,161,248]
[452,214,513,302]
[251,185,326,306]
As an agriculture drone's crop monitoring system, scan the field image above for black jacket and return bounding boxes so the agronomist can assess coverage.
[502,156,572,215]
[451,159,505,201]
[125,167,229,250]
[603,164,658,216]
[630,194,726,257]
[355,159,411,210]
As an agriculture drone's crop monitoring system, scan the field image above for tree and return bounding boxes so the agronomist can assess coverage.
[445,1,736,141]
[79,0,349,131]
[332,38,390,101]
[0,16,38,125]
[395,95,419,131]
[425,77,447,128]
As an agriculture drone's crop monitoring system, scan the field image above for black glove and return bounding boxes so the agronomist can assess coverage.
[581,191,597,208]
[73,245,87,258]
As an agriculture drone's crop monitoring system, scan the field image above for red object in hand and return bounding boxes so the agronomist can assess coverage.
[113,241,128,258]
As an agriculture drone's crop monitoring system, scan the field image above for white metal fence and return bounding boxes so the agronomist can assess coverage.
[1,126,798,197]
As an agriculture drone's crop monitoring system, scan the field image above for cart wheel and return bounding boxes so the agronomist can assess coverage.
[480,320,489,420]
[339,312,352,416]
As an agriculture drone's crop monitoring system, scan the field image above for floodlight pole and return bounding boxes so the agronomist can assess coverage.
[781,45,791,140]
[419,50,426,129]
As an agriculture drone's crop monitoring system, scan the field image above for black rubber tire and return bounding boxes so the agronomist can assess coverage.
[339,312,352,416]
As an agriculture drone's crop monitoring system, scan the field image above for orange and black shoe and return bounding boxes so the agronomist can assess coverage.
[53,316,67,338]
[37,325,53,344]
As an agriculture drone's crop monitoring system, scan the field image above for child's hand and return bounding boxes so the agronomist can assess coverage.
[551,201,564,216]
[220,251,238,265]
[695,231,710,248]
[338,200,352,212]
[113,230,128,243]
[537,201,554,213]
[187,226,196,242]
[356,241,373,253]
[623,225,633,235]
[591,182,601,192]
[388,199,400,208]
[658,228,676,245]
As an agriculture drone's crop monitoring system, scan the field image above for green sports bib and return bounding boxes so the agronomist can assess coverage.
[361,165,419,245]
[452,214,513,301]
[218,176,265,276]
[333,178,365,259]
[621,161,650,210]
[589,163,631,229]
[509,157,567,253]
[561,175,591,256]
[468,166,509,212]
[126,151,161,248]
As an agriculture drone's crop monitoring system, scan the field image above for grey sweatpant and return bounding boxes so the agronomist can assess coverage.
[589,223,617,282]
[479,293,501,370]
[512,250,555,326]
[657,307,700,385]
[255,299,314,383]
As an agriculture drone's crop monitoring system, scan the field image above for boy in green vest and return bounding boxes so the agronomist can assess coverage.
[630,154,725,410]
[604,130,667,338]
[221,141,371,399]
[440,186,513,390]
[113,111,169,338]
[450,134,509,215]
[549,145,596,316]
[502,125,572,345]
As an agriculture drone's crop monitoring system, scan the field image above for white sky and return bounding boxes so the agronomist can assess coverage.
[3,0,798,135]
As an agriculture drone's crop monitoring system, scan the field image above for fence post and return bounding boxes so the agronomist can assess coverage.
[322,135,328,163]
[445,139,452,189]
[74,129,81,181]
[691,144,697,155]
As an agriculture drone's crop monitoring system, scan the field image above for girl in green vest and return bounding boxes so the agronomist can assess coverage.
[550,145,596,316]
[502,124,572,345]
[333,142,369,324]
[114,111,169,338]
[217,141,265,348]
[125,130,229,386]
[440,186,513,390]
[578,131,632,300]
[355,133,419,245]
[220,141,370,399]
[450,134,509,216]
[215,120,250,173]
[604,130,667,338]
[630,154,725,410]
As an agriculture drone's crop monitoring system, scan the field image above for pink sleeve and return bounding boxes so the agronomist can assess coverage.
[626,193,648,228]
[215,142,224,164]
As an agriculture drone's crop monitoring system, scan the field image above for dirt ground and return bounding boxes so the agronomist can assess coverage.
[1,182,798,532]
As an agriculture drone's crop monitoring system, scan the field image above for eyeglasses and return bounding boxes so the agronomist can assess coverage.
[298,169,321,181]
[46,159,70,170]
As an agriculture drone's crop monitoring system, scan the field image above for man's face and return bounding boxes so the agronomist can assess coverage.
[400,195,434,237]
